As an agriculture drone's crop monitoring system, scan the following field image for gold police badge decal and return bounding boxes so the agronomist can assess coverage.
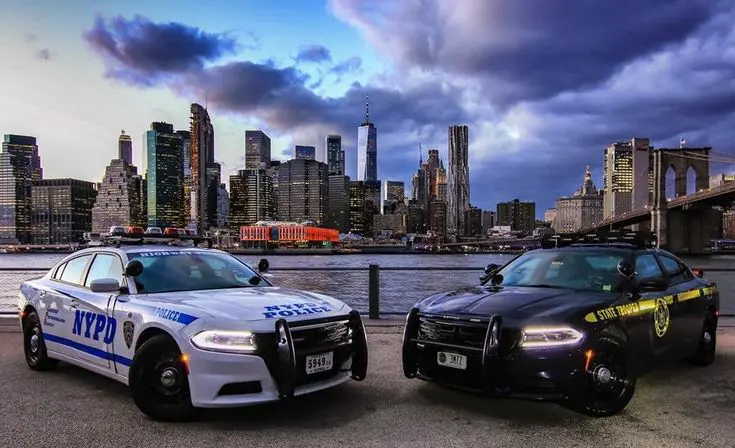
[653,297,670,338]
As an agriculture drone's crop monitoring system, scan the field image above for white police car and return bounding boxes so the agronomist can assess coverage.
[18,240,368,421]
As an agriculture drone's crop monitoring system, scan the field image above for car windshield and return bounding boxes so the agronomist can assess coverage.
[491,249,627,293]
[128,250,267,294]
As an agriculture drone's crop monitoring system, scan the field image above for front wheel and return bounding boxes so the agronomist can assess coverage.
[128,334,197,421]
[23,311,58,371]
[562,336,636,417]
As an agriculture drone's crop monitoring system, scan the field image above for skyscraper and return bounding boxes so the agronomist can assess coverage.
[356,95,377,181]
[118,130,133,165]
[190,103,215,232]
[295,145,316,160]
[0,134,42,243]
[278,159,329,225]
[177,130,192,226]
[91,158,144,233]
[145,122,184,228]
[245,130,272,170]
[31,178,97,244]
[325,134,344,175]
[497,199,536,235]
[447,125,469,237]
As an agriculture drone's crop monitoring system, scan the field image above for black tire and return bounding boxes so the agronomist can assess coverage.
[128,334,197,422]
[688,318,716,366]
[23,311,58,371]
[562,335,636,417]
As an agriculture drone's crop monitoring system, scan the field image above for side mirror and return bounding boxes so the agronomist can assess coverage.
[692,268,704,278]
[617,260,635,278]
[89,278,121,293]
[258,258,270,273]
[249,276,262,286]
[124,259,144,277]
[485,263,500,274]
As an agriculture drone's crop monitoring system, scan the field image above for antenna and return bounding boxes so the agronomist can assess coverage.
[419,143,423,165]
[365,94,369,124]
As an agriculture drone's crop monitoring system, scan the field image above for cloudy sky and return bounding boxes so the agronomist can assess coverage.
[3,0,735,216]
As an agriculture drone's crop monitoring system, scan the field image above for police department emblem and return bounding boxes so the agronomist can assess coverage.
[123,321,135,349]
[653,298,670,338]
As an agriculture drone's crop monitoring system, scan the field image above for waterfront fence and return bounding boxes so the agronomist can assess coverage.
[1,265,734,318]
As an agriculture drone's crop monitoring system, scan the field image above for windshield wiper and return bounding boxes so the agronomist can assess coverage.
[517,284,569,289]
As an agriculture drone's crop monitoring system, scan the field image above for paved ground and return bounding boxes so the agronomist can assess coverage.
[1,318,735,448]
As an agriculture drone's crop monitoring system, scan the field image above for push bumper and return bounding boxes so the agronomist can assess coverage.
[186,311,368,408]
[402,309,586,401]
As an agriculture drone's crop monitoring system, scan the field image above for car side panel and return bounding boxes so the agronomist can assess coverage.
[108,296,204,380]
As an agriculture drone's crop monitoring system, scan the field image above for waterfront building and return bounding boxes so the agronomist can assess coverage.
[373,213,407,237]
[496,198,535,235]
[406,199,425,234]
[190,103,215,232]
[245,130,272,170]
[544,208,557,225]
[91,158,145,232]
[427,200,447,240]
[0,134,43,243]
[356,95,377,181]
[383,180,405,214]
[145,122,185,228]
[723,211,735,239]
[552,166,604,233]
[602,138,653,220]
[31,178,97,244]
[348,180,380,236]
[326,174,350,233]
[295,145,316,160]
[118,130,133,165]
[482,210,496,235]
[325,134,344,175]
[278,159,329,226]
[239,221,339,247]
[229,169,275,232]
[463,206,483,237]
[216,183,229,228]
[177,130,192,227]
[447,125,470,237]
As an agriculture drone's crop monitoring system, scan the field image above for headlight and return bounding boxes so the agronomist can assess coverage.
[520,327,583,348]
[190,330,257,353]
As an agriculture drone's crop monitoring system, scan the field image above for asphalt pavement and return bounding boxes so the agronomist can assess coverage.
[1,318,735,448]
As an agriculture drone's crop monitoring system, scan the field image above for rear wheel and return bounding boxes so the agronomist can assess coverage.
[688,318,716,366]
[23,311,58,371]
[128,334,197,421]
[563,335,636,417]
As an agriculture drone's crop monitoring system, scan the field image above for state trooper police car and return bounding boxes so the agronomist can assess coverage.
[18,237,368,421]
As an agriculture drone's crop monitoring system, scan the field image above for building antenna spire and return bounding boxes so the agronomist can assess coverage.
[365,93,370,124]
[419,142,423,165]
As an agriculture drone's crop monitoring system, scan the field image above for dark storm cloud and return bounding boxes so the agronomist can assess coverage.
[295,45,332,63]
[331,0,720,105]
[83,4,735,213]
[83,14,237,83]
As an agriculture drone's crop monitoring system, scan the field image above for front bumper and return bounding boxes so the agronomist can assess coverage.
[403,310,587,401]
[186,311,368,408]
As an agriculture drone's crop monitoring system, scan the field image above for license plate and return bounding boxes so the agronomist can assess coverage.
[437,351,467,370]
[305,351,334,375]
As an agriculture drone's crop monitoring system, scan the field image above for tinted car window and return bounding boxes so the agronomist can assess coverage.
[58,255,93,285]
[495,250,626,292]
[128,250,265,294]
[634,254,664,281]
[84,254,124,287]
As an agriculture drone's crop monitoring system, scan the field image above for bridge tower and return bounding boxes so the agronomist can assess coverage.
[651,147,710,248]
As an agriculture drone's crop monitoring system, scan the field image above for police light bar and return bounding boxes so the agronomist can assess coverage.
[89,233,214,248]
[540,229,655,249]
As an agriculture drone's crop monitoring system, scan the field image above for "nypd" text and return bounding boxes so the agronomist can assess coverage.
[263,303,332,319]
[72,310,117,344]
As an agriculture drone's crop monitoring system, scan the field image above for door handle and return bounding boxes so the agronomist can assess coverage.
[70,299,80,308]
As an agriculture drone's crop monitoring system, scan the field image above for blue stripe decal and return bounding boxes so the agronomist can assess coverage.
[42,332,132,367]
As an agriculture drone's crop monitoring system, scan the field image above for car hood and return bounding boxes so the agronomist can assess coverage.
[137,286,347,323]
[417,285,616,321]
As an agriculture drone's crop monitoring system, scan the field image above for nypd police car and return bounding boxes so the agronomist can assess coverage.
[402,230,719,416]
[18,237,368,421]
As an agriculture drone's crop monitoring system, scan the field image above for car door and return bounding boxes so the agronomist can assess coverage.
[655,252,702,351]
[631,252,677,361]
[35,260,76,358]
[46,253,114,369]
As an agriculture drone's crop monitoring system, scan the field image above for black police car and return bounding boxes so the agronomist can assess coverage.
[401,230,720,416]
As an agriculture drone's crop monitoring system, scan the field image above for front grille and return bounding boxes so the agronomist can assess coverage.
[416,315,520,354]
[254,315,354,387]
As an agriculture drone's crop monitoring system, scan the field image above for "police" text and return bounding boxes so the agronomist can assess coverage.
[263,303,332,319]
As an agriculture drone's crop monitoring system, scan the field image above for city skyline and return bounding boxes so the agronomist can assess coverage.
[3,2,735,214]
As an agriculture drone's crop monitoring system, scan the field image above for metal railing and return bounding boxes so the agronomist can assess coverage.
[1,265,734,318]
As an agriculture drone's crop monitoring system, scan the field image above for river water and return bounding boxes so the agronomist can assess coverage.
[1,253,733,315]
